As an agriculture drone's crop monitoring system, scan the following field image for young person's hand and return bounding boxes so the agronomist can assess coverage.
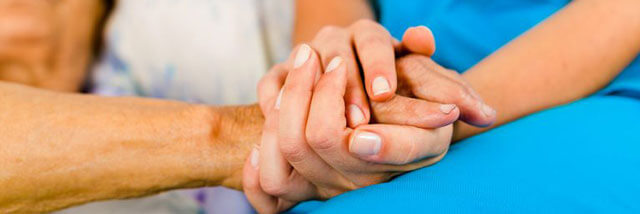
[243,45,454,213]
[244,39,495,213]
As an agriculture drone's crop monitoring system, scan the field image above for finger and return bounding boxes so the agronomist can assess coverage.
[305,53,350,157]
[243,148,278,214]
[259,45,319,201]
[351,19,397,102]
[278,44,348,187]
[371,95,460,129]
[399,26,436,56]
[304,57,389,187]
[243,149,298,214]
[259,108,317,201]
[396,55,497,127]
[400,53,484,102]
[311,26,370,128]
[349,124,452,166]
[258,63,289,114]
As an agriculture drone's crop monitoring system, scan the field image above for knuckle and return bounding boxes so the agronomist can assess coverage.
[362,58,390,73]
[358,33,389,48]
[306,128,339,151]
[449,86,473,104]
[319,50,351,69]
[400,141,419,165]
[278,139,306,163]
[260,177,289,197]
[316,25,343,37]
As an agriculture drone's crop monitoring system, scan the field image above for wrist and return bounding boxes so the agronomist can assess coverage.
[188,104,264,190]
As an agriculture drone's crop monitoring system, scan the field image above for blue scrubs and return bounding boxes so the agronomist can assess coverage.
[291,0,640,213]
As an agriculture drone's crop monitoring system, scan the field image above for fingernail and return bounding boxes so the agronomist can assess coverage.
[439,104,457,114]
[294,44,312,69]
[325,56,343,73]
[482,104,496,117]
[250,148,259,168]
[350,131,382,157]
[274,88,284,110]
[372,76,391,96]
[348,104,365,127]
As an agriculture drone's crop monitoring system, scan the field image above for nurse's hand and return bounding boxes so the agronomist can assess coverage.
[244,45,453,213]
[243,43,493,213]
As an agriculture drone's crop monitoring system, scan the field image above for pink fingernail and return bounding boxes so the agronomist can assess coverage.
[250,148,259,168]
[372,76,391,96]
[348,104,365,127]
[350,131,381,157]
[294,44,312,69]
[325,56,343,73]
[274,88,284,110]
[482,104,496,117]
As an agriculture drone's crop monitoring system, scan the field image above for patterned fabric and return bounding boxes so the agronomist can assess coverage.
[92,0,293,105]
[58,0,292,213]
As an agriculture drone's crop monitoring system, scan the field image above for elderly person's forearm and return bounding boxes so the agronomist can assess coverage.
[0,82,262,213]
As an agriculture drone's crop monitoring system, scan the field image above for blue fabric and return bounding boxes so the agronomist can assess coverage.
[292,0,640,213]
[292,95,640,213]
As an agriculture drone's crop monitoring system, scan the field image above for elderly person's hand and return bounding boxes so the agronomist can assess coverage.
[243,46,452,213]
[243,26,496,212]
[300,20,496,129]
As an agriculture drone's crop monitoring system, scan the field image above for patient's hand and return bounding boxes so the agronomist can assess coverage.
[243,42,494,213]
[300,20,495,128]
[243,45,453,213]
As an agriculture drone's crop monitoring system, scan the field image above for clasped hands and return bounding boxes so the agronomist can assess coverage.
[243,20,497,213]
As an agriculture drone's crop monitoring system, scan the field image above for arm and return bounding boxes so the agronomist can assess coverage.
[454,0,640,140]
[294,0,373,44]
[0,82,262,213]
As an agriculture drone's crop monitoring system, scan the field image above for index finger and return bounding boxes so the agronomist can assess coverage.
[258,63,289,114]
[351,19,397,102]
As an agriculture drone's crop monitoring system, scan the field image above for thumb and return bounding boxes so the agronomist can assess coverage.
[398,26,436,57]
[348,124,452,166]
